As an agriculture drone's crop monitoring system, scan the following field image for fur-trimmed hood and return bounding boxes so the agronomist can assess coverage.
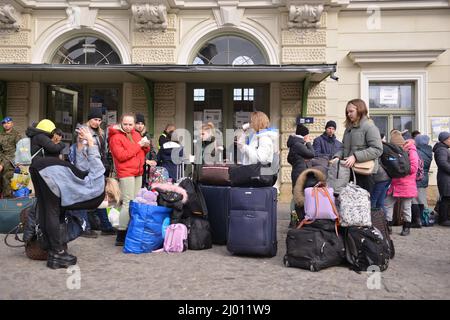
[293,168,327,207]
[151,183,188,204]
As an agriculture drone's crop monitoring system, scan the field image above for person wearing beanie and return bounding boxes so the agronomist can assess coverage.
[411,134,433,228]
[313,120,343,160]
[287,123,315,190]
[25,119,65,163]
[134,113,158,187]
[88,107,103,121]
[384,129,420,236]
[433,131,450,226]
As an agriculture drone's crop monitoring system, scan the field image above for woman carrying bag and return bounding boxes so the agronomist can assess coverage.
[333,99,383,194]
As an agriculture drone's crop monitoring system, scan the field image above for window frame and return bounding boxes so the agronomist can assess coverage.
[361,71,427,135]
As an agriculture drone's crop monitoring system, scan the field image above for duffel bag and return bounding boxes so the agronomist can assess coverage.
[283,220,345,272]
[199,164,234,186]
[229,163,278,188]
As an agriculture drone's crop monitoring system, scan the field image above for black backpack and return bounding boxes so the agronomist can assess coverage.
[178,178,208,218]
[180,216,212,250]
[380,142,411,178]
[344,226,390,272]
[283,220,345,272]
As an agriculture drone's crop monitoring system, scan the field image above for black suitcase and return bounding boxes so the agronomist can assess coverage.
[227,187,277,257]
[199,185,231,245]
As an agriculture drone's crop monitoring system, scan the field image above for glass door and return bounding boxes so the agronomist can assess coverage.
[47,86,78,155]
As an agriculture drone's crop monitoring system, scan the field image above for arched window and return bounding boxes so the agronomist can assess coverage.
[193,36,267,65]
[51,36,121,65]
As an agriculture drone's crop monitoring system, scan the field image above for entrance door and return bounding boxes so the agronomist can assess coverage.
[47,86,78,154]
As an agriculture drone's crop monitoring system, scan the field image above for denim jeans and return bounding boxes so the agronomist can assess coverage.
[371,180,391,216]
[96,208,114,231]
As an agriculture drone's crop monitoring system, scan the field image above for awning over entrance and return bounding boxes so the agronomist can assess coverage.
[0,64,337,83]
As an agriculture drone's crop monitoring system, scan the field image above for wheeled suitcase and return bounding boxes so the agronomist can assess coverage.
[199,184,231,245]
[227,187,277,257]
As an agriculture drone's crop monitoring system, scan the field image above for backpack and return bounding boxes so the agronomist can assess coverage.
[181,216,212,250]
[380,142,410,178]
[162,223,188,253]
[339,179,372,227]
[344,226,390,272]
[14,138,43,165]
[416,158,424,181]
[178,178,208,218]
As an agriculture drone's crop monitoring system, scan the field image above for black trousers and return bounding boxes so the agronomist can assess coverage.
[351,173,375,194]
[439,197,450,223]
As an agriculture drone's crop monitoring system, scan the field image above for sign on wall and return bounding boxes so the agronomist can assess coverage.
[431,117,450,142]
[379,86,398,105]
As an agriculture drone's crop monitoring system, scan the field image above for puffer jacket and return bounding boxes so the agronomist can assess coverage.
[334,116,383,174]
[108,125,150,179]
[415,136,433,188]
[388,139,419,198]
[433,141,450,197]
[26,126,65,161]
[240,128,279,166]
[287,135,315,185]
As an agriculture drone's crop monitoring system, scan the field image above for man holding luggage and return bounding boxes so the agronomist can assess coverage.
[0,117,21,198]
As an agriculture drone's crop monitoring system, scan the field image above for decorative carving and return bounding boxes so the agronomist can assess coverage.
[132,84,145,98]
[132,48,175,64]
[7,82,29,99]
[129,100,147,115]
[281,100,301,117]
[132,3,168,32]
[309,82,326,98]
[281,166,292,184]
[281,149,289,167]
[0,30,28,46]
[281,117,297,133]
[307,99,326,115]
[288,4,324,29]
[0,48,28,63]
[281,133,291,150]
[0,4,20,31]
[155,100,176,117]
[66,6,98,29]
[155,83,176,99]
[133,30,175,46]
[282,47,326,63]
[282,29,326,46]
[213,6,242,27]
[281,83,302,100]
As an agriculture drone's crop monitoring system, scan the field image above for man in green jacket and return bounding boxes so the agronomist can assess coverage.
[0,117,22,198]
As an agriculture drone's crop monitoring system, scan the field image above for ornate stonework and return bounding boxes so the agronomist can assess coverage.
[282,47,326,63]
[0,30,29,46]
[309,81,326,98]
[282,29,326,46]
[281,83,302,100]
[132,48,175,64]
[281,116,297,133]
[281,149,289,167]
[281,100,301,117]
[281,133,291,150]
[155,117,175,137]
[0,48,29,63]
[155,83,176,99]
[288,4,324,29]
[281,166,292,184]
[307,99,326,115]
[155,100,176,117]
[305,117,327,133]
[129,100,147,115]
[133,30,175,46]
[132,3,168,32]
[0,4,21,31]
[132,84,146,98]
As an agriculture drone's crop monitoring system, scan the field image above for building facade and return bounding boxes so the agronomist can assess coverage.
[0,0,449,198]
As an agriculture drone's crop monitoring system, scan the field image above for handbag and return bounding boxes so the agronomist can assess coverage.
[199,164,234,186]
[229,162,278,187]
[352,160,375,176]
[304,183,339,221]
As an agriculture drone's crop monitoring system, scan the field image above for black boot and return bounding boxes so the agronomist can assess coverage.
[400,222,411,236]
[387,220,393,235]
[115,230,127,246]
[411,205,422,228]
[47,250,77,269]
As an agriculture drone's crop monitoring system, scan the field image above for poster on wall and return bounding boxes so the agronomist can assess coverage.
[431,117,450,142]
[107,111,117,125]
[235,111,251,129]
[380,86,398,105]
[203,109,222,129]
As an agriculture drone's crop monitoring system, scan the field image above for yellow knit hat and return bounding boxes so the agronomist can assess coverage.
[36,119,56,133]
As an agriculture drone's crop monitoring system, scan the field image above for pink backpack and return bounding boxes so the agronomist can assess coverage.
[163,224,188,253]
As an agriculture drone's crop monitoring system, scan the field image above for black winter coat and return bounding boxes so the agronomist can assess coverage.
[287,135,315,185]
[433,142,450,197]
[26,127,65,162]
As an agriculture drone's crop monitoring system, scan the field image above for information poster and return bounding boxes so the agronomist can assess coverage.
[235,111,251,129]
[380,86,398,105]
[431,117,450,142]
[107,111,117,125]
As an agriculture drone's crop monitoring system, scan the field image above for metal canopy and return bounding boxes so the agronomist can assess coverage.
[0,64,337,84]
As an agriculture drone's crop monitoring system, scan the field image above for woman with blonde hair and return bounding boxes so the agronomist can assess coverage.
[333,99,383,193]
[108,113,150,246]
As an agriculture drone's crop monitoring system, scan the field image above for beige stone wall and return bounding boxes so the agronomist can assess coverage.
[6,82,30,135]
[0,14,31,63]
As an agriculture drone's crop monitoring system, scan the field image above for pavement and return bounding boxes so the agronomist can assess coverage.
[0,203,449,300]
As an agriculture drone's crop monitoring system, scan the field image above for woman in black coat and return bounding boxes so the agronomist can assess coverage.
[287,124,315,186]
[26,119,65,162]
[432,131,450,226]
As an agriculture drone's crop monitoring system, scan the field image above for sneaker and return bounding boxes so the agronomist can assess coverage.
[101,229,116,236]
[81,230,98,238]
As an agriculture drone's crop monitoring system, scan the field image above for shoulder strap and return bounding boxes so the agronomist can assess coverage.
[344,228,360,271]
[31,147,44,160]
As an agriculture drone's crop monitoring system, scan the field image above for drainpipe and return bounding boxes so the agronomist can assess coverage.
[0,81,6,133]
[301,74,311,118]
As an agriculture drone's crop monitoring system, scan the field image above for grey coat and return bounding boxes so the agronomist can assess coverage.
[334,116,383,174]
[433,142,450,197]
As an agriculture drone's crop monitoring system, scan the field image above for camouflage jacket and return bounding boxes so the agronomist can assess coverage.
[0,128,21,167]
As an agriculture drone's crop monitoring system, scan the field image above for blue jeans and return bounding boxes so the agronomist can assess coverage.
[371,180,391,216]
[96,208,114,231]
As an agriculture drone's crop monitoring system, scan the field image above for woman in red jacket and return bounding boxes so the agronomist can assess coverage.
[108,114,150,246]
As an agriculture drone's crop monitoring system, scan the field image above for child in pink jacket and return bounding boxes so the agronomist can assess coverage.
[384,130,419,236]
